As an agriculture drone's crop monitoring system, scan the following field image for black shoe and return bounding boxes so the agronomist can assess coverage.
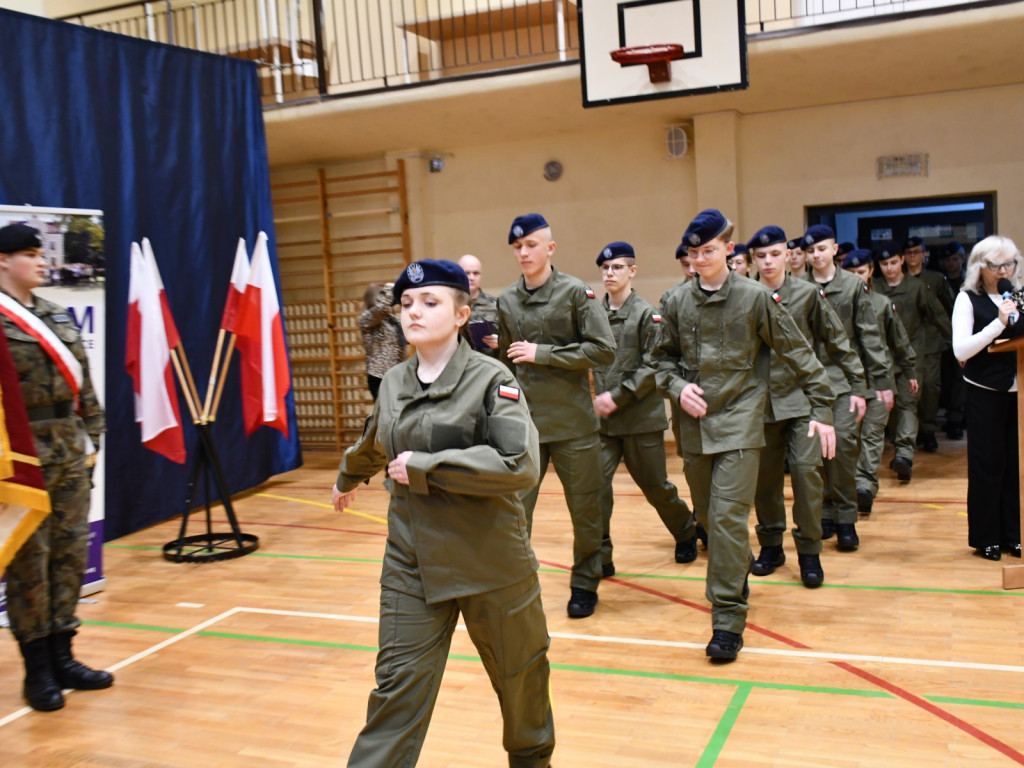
[978,545,1001,561]
[856,488,874,515]
[601,562,616,578]
[742,573,750,601]
[946,425,964,440]
[18,638,64,712]
[694,520,708,549]
[890,456,913,483]
[920,432,938,453]
[567,587,598,618]
[836,523,859,551]
[797,553,825,588]
[50,631,114,691]
[821,518,835,540]
[1001,543,1021,558]
[675,536,698,564]
[706,629,743,661]
[751,545,785,576]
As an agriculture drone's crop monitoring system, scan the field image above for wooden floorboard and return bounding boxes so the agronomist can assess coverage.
[2,434,1022,767]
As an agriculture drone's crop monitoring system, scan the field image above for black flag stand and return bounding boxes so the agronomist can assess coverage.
[162,422,259,563]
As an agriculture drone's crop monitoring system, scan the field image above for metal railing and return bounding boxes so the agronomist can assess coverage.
[58,0,1005,106]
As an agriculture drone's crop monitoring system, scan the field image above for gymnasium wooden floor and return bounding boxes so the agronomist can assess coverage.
[1,436,1022,767]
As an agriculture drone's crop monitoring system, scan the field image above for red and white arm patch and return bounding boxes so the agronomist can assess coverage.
[651,313,662,322]
[585,288,596,299]
[498,384,521,401]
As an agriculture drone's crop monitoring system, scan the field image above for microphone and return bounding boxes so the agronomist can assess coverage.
[997,278,1018,325]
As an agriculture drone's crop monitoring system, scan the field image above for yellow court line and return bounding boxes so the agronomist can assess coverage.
[255,492,387,525]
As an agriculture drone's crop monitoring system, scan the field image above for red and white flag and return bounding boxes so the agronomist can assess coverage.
[220,238,250,333]
[125,241,186,463]
[234,232,291,437]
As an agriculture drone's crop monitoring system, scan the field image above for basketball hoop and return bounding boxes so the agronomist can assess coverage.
[610,44,685,84]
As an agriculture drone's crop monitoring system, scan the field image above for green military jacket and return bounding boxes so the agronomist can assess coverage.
[652,271,833,454]
[0,292,104,466]
[465,289,499,357]
[497,267,616,443]
[336,338,540,604]
[875,275,951,363]
[807,268,894,393]
[904,270,954,354]
[762,275,864,423]
[593,290,668,436]
[867,290,917,380]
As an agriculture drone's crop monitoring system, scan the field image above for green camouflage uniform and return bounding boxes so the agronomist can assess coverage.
[807,269,893,526]
[593,290,693,567]
[2,291,104,644]
[858,291,917,496]
[497,267,616,593]
[754,276,863,554]
[908,269,955,434]
[337,339,554,768]
[653,272,833,634]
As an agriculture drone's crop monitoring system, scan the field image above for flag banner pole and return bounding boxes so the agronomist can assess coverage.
[169,347,200,424]
[201,328,227,422]
[208,334,237,423]
[174,343,203,423]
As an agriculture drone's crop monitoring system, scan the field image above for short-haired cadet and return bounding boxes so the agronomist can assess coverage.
[592,241,698,576]
[787,239,808,279]
[653,210,835,660]
[803,224,893,551]
[747,226,864,588]
[842,249,918,514]
[458,254,499,357]
[497,214,617,619]
[902,236,956,452]
[333,259,554,767]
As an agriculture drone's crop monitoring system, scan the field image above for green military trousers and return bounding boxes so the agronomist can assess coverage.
[917,351,943,434]
[753,417,824,554]
[521,433,604,592]
[682,449,759,635]
[821,394,863,526]
[5,458,91,643]
[863,374,916,494]
[347,577,555,768]
[597,431,694,567]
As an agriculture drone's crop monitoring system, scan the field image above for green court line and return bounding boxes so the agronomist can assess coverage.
[696,684,751,768]
[929,695,1024,711]
[103,544,1022,598]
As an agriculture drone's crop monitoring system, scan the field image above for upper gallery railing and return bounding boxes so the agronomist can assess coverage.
[58,0,1000,106]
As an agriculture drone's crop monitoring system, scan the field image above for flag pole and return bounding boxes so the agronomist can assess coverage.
[174,344,203,423]
[208,334,237,423]
[201,328,227,423]
[169,347,200,424]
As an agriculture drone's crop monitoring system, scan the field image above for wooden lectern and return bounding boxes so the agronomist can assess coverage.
[989,336,1024,589]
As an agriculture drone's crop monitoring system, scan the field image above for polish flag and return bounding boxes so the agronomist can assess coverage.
[141,238,181,349]
[125,241,186,463]
[234,232,291,437]
[220,238,250,333]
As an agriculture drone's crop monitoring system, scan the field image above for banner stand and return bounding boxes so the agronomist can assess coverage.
[162,423,258,563]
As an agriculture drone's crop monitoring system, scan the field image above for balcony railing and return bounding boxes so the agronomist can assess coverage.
[58,0,1004,106]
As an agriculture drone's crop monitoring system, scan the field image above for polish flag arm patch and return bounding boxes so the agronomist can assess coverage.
[498,384,521,401]
[651,313,662,322]
[771,292,782,303]
[585,289,596,299]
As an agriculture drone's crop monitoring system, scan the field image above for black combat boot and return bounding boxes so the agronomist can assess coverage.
[18,637,64,711]
[50,631,114,690]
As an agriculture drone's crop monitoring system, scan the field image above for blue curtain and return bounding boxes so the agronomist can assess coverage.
[0,9,302,540]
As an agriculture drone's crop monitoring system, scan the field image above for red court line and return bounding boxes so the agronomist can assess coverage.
[542,559,1022,763]
[205,519,388,537]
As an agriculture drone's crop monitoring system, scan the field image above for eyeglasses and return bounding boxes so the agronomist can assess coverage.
[986,259,1017,273]
[600,263,630,273]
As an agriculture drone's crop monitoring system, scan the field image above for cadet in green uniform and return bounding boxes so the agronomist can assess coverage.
[0,224,110,712]
[652,210,835,661]
[747,226,864,588]
[875,241,950,483]
[333,259,554,768]
[497,214,616,619]
[842,249,918,514]
[802,225,893,552]
[902,237,955,452]
[458,254,499,357]
[592,242,697,576]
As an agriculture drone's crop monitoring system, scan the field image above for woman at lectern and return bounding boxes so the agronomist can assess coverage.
[952,235,1024,561]
[0,224,111,711]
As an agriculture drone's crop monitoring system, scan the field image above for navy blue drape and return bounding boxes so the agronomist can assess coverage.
[0,9,301,540]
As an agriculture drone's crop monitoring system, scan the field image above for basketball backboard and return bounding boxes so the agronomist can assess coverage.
[579,0,747,108]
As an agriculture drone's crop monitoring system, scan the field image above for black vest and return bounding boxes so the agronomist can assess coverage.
[963,290,1024,391]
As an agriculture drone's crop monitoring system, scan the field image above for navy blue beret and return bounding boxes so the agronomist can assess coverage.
[939,240,965,259]
[596,241,635,266]
[508,213,550,244]
[0,224,43,254]
[682,209,729,248]
[801,224,835,248]
[904,236,925,251]
[874,240,903,262]
[787,238,802,250]
[842,249,874,269]
[392,259,470,304]
[837,242,855,257]
[730,243,749,257]
[675,240,689,260]
[747,226,787,250]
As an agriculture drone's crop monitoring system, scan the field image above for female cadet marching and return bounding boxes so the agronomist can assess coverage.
[331,259,554,768]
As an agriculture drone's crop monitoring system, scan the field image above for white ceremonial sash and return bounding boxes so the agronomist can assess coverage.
[0,292,83,398]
